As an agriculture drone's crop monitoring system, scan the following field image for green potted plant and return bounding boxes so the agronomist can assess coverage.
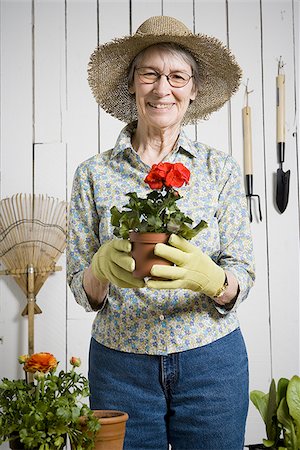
[110,162,207,278]
[249,375,300,450]
[0,352,100,449]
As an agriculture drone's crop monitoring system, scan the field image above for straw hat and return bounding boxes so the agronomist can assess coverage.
[88,16,242,124]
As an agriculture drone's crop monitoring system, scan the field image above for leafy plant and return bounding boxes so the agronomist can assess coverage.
[0,353,100,449]
[111,162,207,239]
[250,376,300,449]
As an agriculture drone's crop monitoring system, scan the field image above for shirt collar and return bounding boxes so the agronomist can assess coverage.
[110,121,197,159]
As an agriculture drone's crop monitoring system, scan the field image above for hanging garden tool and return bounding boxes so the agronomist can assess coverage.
[0,194,68,357]
[242,81,262,222]
[276,56,290,213]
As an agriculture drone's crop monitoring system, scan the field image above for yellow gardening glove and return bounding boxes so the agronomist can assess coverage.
[146,234,225,297]
[91,239,145,289]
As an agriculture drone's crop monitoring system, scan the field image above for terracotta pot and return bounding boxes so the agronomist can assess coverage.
[92,410,129,450]
[74,410,129,450]
[129,232,172,279]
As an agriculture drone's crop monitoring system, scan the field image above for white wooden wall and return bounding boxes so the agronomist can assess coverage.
[0,1,299,447]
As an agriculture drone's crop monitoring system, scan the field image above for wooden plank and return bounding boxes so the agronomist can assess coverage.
[194,0,230,153]
[67,317,95,379]
[0,0,33,196]
[33,142,67,364]
[297,0,300,220]
[98,1,130,153]
[0,0,33,387]
[262,0,300,380]
[66,0,98,321]
[131,0,161,31]
[163,0,194,28]
[162,0,196,140]
[65,0,99,194]
[34,0,66,143]
[228,0,272,444]
[34,255,67,366]
[34,143,66,197]
[0,278,28,378]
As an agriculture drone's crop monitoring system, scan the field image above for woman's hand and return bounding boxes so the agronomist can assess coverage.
[146,234,238,304]
[91,239,145,289]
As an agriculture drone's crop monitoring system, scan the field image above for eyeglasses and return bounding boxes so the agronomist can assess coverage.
[135,67,194,88]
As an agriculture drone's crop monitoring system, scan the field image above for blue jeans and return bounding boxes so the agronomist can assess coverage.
[89,328,249,450]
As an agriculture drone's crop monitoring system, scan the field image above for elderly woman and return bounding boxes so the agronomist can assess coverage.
[67,16,255,450]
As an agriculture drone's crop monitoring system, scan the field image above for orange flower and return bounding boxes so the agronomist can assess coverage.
[23,352,58,374]
[18,354,29,365]
[70,356,81,367]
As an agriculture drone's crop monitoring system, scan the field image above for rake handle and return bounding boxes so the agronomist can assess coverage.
[27,265,35,356]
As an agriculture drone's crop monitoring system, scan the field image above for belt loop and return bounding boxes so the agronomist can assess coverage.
[160,355,165,387]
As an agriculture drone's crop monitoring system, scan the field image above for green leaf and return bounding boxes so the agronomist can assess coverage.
[147,215,163,230]
[71,406,81,421]
[278,378,289,406]
[196,220,208,231]
[250,390,269,424]
[266,379,279,442]
[56,407,69,420]
[286,375,300,448]
[110,206,122,227]
[54,436,65,447]
[179,220,208,240]
[250,381,281,446]
[118,223,130,239]
[166,218,181,234]
[262,438,275,447]
[277,398,297,450]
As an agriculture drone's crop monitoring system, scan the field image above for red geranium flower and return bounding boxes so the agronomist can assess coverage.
[144,162,173,189]
[165,163,190,188]
[144,162,190,189]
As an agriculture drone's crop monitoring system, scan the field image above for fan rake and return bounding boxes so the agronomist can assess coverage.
[0,193,68,357]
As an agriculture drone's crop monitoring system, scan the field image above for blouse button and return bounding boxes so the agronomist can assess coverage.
[159,314,165,321]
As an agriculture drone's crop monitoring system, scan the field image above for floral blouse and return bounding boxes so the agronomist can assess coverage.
[67,122,255,355]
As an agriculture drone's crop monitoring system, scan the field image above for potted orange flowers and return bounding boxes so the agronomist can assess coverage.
[0,352,100,449]
[111,162,207,278]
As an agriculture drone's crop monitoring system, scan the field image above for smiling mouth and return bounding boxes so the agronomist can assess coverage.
[148,103,174,110]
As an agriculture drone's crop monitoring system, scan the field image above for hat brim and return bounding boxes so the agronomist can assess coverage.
[88,32,242,124]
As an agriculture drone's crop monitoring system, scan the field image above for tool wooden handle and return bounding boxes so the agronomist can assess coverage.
[276,74,285,143]
[242,106,253,175]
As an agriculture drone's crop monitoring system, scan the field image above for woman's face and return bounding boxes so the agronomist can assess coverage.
[129,47,197,130]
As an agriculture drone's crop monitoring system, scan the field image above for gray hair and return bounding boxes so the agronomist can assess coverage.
[127,42,201,92]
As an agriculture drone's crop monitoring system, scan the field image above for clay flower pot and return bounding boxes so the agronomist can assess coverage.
[73,410,129,450]
[129,231,172,279]
[90,410,129,450]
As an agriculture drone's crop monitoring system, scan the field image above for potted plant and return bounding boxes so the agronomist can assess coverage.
[249,375,300,450]
[0,352,100,449]
[110,162,207,278]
